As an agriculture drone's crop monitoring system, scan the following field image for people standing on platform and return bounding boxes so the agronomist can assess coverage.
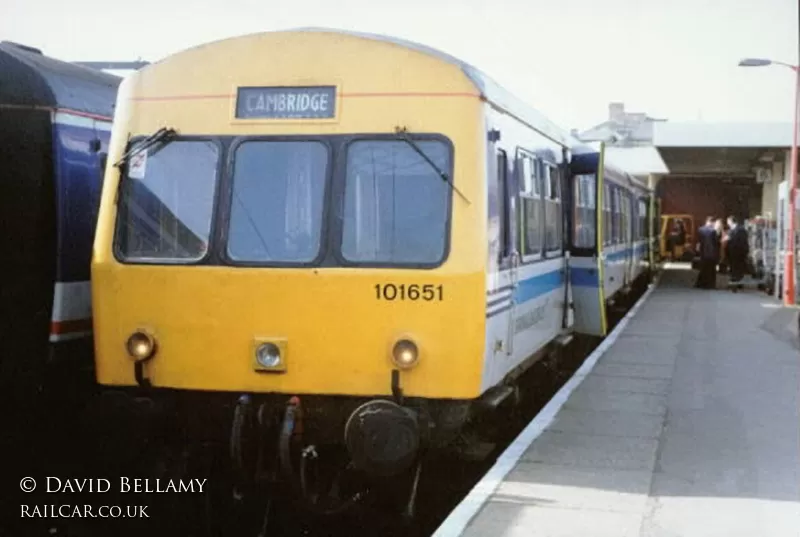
[695,216,720,289]
[715,218,728,273]
[726,215,749,282]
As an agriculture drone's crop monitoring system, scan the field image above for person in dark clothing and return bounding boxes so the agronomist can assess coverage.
[695,216,720,289]
[669,219,687,260]
[715,218,728,273]
[694,219,709,288]
[726,216,749,282]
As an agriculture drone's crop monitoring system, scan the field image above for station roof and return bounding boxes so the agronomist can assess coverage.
[653,121,794,148]
[605,146,670,176]
[652,121,792,177]
[0,41,120,118]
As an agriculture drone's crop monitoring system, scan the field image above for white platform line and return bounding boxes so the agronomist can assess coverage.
[431,274,662,537]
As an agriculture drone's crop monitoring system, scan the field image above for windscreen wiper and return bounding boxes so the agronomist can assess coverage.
[115,127,178,168]
[394,127,470,205]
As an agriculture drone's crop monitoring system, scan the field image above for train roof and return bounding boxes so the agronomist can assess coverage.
[570,151,650,192]
[161,27,579,147]
[303,28,580,146]
[0,41,121,119]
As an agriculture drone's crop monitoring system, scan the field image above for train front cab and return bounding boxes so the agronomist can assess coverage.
[91,29,508,487]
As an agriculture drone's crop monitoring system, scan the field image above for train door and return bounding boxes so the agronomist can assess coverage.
[647,195,655,268]
[567,149,606,337]
[608,186,623,295]
[497,148,520,355]
[625,192,634,286]
[559,155,574,332]
[652,196,662,265]
[595,159,608,335]
[637,197,648,276]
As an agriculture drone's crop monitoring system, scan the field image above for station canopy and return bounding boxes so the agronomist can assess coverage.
[653,122,793,178]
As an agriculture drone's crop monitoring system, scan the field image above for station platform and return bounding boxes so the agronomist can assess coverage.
[434,266,800,537]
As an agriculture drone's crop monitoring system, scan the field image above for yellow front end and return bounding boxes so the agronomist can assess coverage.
[92,31,487,400]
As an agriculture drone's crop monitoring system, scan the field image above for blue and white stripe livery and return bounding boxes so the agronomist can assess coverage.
[480,103,573,391]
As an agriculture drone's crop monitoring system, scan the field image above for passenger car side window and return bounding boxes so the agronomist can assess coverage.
[519,154,543,258]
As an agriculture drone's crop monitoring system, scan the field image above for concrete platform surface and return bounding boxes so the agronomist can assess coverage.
[436,268,800,537]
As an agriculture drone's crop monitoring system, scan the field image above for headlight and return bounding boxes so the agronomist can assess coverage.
[391,339,419,369]
[125,331,156,361]
[256,342,282,369]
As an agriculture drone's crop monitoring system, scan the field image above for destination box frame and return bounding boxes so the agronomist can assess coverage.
[234,85,339,121]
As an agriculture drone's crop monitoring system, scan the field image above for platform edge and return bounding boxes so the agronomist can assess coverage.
[430,275,661,537]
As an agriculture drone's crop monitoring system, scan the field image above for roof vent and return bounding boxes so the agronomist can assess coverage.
[1,41,43,55]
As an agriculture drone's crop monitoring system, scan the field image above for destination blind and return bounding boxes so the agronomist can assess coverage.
[236,86,336,119]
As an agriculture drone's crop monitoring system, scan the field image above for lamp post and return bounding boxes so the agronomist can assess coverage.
[739,58,800,306]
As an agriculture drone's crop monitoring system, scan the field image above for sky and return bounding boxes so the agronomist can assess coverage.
[2,0,797,131]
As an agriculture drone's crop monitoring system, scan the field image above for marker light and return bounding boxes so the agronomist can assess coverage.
[126,331,156,361]
[256,342,282,369]
[392,339,419,369]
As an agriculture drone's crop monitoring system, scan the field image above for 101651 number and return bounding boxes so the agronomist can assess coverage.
[375,284,443,301]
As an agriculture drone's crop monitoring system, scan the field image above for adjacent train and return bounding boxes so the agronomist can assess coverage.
[0,41,119,429]
[89,28,659,517]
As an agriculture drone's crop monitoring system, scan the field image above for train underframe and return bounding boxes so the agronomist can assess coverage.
[606,266,655,317]
[84,339,578,531]
[88,390,483,516]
